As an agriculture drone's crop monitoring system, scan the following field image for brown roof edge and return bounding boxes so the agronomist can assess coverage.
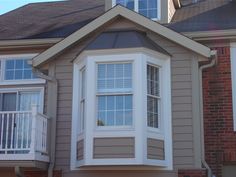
[0,38,62,47]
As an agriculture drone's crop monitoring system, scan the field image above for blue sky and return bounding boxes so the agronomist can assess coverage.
[0,0,64,15]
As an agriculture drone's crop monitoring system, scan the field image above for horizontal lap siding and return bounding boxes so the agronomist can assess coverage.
[147,138,165,160]
[148,33,195,168]
[93,137,135,159]
[54,43,84,171]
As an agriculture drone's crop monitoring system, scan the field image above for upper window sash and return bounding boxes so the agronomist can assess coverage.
[113,0,160,20]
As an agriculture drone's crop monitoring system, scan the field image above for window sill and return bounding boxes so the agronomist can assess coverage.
[0,79,46,86]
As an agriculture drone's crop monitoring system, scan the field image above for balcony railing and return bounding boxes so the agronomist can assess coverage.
[0,106,49,162]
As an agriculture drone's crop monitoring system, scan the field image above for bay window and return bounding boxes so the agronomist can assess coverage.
[72,49,172,169]
[113,0,160,20]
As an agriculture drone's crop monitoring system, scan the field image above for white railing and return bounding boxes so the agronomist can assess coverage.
[0,105,49,158]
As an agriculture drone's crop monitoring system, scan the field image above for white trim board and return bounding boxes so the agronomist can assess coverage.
[230,43,236,131]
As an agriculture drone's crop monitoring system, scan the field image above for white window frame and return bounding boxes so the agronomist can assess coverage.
[0,54,45,85]
[230,43,236,131]
[71,48,172,170]
[112,0,161,21]
[0,87,44,113]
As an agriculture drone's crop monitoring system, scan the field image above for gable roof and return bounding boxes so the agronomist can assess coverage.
[0,0,105,40]
[169,0,236,32]
[32,5,214,67]
[85,30,170,56]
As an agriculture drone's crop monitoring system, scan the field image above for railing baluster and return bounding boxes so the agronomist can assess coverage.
[5,113,9,149]
[26,112,30,149]
[15,113,19,149]
[21,113,24,149]
[10,113,15,149]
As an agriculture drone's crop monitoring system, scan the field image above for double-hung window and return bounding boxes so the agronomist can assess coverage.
[113,0,160,19]
[97,63,133,127]
[147,64,160,128]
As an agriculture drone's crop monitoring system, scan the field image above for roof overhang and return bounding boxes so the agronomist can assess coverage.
[0,38,62,49]
[183,29,236,41]
[32,5,214,67]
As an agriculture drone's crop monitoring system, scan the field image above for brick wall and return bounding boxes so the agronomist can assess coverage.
[24,171,62,177]
[178,169,207,177]
[202,47,236,177]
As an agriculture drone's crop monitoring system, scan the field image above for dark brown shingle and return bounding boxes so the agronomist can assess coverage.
[0,0,105,40]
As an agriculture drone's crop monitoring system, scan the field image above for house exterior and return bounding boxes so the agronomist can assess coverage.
[0,0,235,177]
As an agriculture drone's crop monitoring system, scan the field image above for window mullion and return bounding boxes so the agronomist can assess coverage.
[135,0,138,12]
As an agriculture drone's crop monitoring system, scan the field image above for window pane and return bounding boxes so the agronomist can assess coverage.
[97,95,132,126]
[97,63,132,93]
[15,60,23,69]
[15,70,23,80]
[147,64,159,96]
[138,0,158,19]
[6,60,14,69]
[5,71,14,80]
[18,91,40,111]
[5,59,37,80]
[116,0,134,10]
[23,69,32,79]
[147,96,159,128]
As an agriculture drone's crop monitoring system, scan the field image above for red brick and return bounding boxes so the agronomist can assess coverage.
[203,47,236,177]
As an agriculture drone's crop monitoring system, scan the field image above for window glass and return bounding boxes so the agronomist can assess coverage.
[80,68,86,132]
[147,64,159,128]
[0,91,41,112]
[116,0,134,10]
[139,0,158,19]
[4,59,37,80]
[97,63,132,93]
[115,0,158,19]
[18,91,40,111]
[97,63,133,127]
[97,95,132,126]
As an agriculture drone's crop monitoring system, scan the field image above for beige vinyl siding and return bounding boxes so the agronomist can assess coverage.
[77,140,84,160]
[147,138,165,160]
[93,137,135,159]
[147,32,195,169]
